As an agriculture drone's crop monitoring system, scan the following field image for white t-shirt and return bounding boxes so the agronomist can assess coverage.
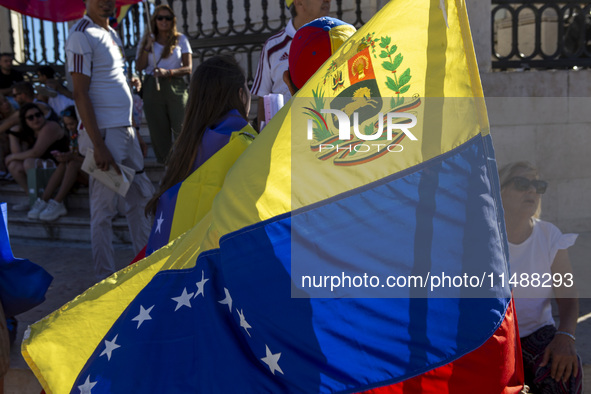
[135,34,192,75]
[251,19,296,100]
[66,16,133,129]
[509,219,577,337]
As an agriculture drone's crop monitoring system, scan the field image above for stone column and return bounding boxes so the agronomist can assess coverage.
[0,7,24,63]
[465,0,491,74]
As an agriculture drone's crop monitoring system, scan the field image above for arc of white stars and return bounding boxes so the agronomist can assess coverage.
[237,308,252,337]
[99,334,121,361]
[218,288,232,312]
[194,270,209,298]
[132,305,154,329]
[172,287,194,311]
[261,345,283,375]
[155,211,164,234]
[78,375,97,394]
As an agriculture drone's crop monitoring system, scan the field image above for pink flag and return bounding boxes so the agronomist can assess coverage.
[0,0,140,22]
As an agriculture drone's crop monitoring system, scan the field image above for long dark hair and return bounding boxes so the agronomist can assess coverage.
[146,55,248,215]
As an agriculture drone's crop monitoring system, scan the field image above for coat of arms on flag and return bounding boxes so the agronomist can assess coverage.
[304,33,422,166]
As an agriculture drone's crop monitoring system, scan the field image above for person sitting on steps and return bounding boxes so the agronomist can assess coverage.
[28,106,88,221]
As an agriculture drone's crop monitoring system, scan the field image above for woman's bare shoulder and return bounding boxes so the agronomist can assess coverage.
[40,120,65,137]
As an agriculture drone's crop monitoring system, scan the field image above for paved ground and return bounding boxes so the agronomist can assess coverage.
[6,239,135,393]
[8,239,135,365]
[4,233,591,392]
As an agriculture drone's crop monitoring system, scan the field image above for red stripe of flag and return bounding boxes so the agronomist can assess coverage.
[361,299,524,394]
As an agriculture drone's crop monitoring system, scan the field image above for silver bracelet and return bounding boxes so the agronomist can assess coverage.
[555,331,576,341]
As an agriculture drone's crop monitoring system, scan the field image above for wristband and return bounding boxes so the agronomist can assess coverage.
[556,331,576,341]
[143,47,150,53]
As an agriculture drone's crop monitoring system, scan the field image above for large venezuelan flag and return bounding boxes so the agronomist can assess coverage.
[22,1,523,393]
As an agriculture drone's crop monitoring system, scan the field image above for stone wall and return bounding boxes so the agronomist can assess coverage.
[467,0,591,232]
[0,8,24,62]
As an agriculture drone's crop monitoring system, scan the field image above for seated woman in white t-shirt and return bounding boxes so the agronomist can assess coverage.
[500,161,582,394]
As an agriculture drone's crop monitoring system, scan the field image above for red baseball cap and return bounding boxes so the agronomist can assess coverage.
[289,17,356,89]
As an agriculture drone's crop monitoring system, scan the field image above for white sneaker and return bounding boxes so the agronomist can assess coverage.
[39,199,67,221]
[27,198,48,220]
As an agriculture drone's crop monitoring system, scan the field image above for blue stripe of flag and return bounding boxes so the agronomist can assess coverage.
[146,182,182,256]
[73,134,510,393]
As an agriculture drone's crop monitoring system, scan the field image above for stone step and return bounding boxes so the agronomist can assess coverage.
[0,123,164,244]
[0,159,164,209]
[2,182,88,210]
[5,207,133,244]
[5,239,137,394]
[145,160,165,183]
[0,123,165,244]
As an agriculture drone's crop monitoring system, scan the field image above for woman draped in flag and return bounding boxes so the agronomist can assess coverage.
[144,55,256,255]
[500,161,582,393]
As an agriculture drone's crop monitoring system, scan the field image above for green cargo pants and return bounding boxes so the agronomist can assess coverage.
[142,75,188,163]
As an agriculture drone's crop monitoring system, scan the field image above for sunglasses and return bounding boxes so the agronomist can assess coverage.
[26,112,44,121]
[156,15,173,21]
[504,176,548,194]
